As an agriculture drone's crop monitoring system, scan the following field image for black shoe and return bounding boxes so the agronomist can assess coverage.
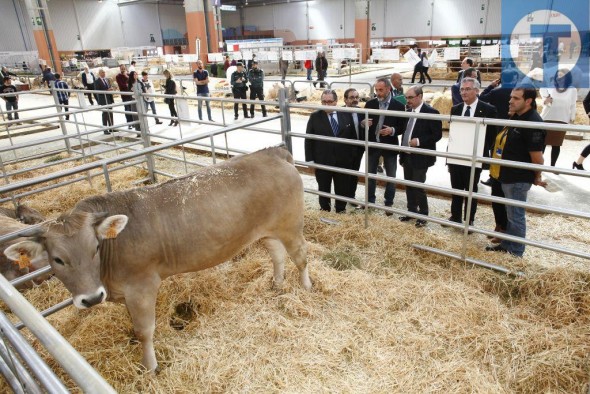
[155,120,163,125]
[399,216,413,222]
[128,125,133,130]
[103,130,111,135]
[250,113,254,118]
[263,114,268,117]
[234,115,238,120]
[481,178,493,186]
[173,121,178,126]
[441,217,461,227]
[209,118,214,122]
[244,114,250,118]
[573,161,585,170]
[485,244,509,253]
[415,219,427,228]
[168,121,175,126]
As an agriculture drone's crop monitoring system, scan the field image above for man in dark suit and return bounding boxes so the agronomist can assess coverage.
[361,78,407,214]
[94,69,115,134]
[456,57,481,84]
[343,88,363,205]
[452,68,477,105]
[448,77,498,225]
[399,85,443,227]
[305,89,357,213]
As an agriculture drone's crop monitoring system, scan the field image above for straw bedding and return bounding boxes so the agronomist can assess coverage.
[1,156,589,393]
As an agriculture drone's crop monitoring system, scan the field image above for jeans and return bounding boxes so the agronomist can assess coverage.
[6,101,19,120]
[368,148,397,206]
[144,100,160,122]
[197,92,212,120]
[500,182,531,257]
[306,68,312,80]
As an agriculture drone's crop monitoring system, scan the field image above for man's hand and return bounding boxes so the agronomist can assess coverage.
[379,126,394,136]
[409,138,419,147]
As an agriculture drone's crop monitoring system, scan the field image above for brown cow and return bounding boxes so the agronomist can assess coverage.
[0,215,49,287]
[6,147,311,372]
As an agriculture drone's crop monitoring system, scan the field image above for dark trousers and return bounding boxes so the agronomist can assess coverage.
[543,145,561,167]
[101,109,113,130]
[403,165,428,215]
[491,177,507,230]
[411,64,424,83]
[233,89,248,117]
[314,70,327,88]
[167,100,177,117]
[6,101,19,120]
[581,144,590,158]
[59,99,69,120]
[249,86,267,116]
[84,85,95,104]
[122,97,133,124]
[420,67,432,83]
[449,165,482,223]
[368,149,397,206]
[315,168,351,213]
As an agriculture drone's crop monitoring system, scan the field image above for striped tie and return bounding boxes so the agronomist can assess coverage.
[329,113,339,136]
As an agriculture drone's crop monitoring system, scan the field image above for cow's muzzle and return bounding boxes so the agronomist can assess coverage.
[74,286,107,309]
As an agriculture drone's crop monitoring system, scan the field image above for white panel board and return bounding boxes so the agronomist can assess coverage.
[447,122,487,167]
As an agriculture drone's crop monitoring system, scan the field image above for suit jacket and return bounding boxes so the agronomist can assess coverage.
[305,110,357,169]
[451,100,498,158]
[399,103,443,169]
[362,96,407,147]
[479,85,511,120]
[94,77,114,105]
[456,69,482,84]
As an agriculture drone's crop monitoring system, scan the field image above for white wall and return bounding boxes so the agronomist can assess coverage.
[120,3,162,47]
[0,0,35,51]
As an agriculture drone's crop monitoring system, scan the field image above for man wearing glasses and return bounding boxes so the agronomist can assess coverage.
[448,77,497,226]
[360,78,407,215]
[305,90,357,213]
[399,85,442,227]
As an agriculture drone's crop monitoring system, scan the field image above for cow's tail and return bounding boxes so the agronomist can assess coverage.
[268,144,294,165]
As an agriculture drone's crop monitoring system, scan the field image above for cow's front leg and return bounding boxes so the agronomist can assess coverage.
[125,277,161,372]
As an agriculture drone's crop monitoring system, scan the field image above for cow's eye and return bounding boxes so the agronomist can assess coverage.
[54,257,65,266]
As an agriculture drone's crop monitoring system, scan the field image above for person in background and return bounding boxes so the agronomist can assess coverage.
[247,54,256,71]
[81,66,96,105]
[456,57,481,84]
[230,62,249,120]
[410,48,424,84]
[41,66,56,88]
[279,57,289,85]
[539,68,577,167]
[193,60,213,122]
[163,69,178,126]
[398,85,443,227]
[138,71,163,125]
[54,73,70,121]
[304,59,313,81]
[116,65,133,129]
[390,72,406,105]
[1,76,19,124]
[247,60,267,118]
[94,69,115,134]
[361,78,407,215]
[128,60,136,73]
[419,49,432,84]
[1,66,17,80]
[223,55,231,77]
[210,62,218,77]
[305,89,357,213]
[343,88,363,206]
[573,144,590,170]
[127,71,141,134]
[486,86,546,257]
[314,52,328,88]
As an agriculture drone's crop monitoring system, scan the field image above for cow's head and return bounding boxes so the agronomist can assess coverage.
[5,212,128,309]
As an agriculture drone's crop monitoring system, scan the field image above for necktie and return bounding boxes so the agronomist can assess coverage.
[403,113,415,146]
[464,105,471,117]
[329,113,339,136]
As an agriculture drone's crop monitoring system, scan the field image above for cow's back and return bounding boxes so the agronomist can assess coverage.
[76,148,304,291]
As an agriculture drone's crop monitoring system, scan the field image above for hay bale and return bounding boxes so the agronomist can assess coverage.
[431,92,453,129]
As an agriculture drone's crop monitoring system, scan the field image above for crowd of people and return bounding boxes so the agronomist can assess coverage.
[305,67,589,258]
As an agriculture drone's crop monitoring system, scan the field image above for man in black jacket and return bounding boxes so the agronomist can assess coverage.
[399,85,443,227]
[94,69,115,134]
[448,77,498,225]
[361,78,407,213]
[305,90,357,213]
[314,52,328,88]
[230,63,249,120]
[247,61,267,117]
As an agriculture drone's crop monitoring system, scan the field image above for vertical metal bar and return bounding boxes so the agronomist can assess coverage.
[363,109,370,229]
[461,119,482,259]
[0,276,116,393]
[71,104,93,188]
[278,88,292,153]
[102,163,112,192]
[50,81,71,153]
[134,85,156,183]
[1,311,70,393]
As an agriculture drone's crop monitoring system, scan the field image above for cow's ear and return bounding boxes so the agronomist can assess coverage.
[95,215,128,240]
[4,241,45,269]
